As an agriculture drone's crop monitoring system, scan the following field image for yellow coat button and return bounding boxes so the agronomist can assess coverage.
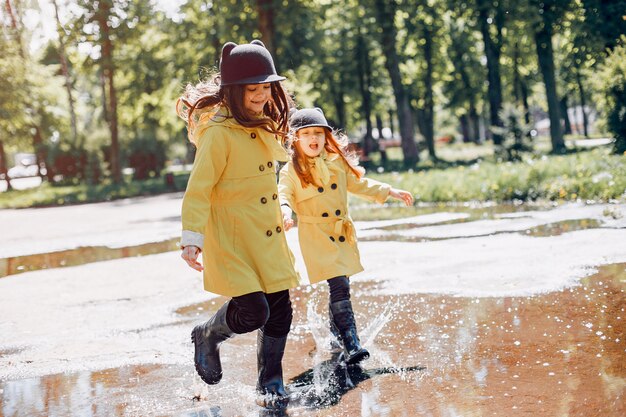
[276,226,282,233]
[322,212,329,217]
[335,209,341,216]
[339,236,345,242]
[259,165,265,171]
[267,161,273,168]
[331,183,337,189]
[272,194,278,200]
[266,230,273,237]
[329,236,335,242]
[261,197,267,204]
[251,133,257,139]
[317,187,324,193]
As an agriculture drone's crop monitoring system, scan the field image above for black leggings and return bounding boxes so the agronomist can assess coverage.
[225,290,292,338]
[328,276,350,304]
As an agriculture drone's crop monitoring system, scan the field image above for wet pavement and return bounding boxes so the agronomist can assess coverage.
[1,263,624,417]
[1,200,625,416]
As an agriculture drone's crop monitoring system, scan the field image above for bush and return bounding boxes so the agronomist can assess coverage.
[127,137,167,180]
[593,36,626,154]
[492,103,533,161]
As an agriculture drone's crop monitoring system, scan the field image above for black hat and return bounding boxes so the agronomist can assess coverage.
[219,40,285,86]
[289,108,332,131]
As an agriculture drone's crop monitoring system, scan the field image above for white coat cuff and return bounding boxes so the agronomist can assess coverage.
[181,230,204,250]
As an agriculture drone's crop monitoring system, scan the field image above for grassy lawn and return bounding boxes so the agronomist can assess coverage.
[1,139,623,209]
[0,172,190,209]
[362,145,624,204]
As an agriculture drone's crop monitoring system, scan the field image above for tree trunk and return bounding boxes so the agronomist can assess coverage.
[0,141,11,191]
[376,114,388,165]
[575,67,589,138]
[32,123,46,180]
[97,0,121,183]
[423,25,436,159]
[535,23,566,153]
[356,31,374,156]
[52,0,78,146]
[374,0,418,167]
[460,114,470,143]
[256,0,276,59]
[560,95,572,135]
[469,103,480,143]
[477,0,503,145]
[387,110,395,137]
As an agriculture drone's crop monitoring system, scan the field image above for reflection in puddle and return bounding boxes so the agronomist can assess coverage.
[0,238,180,278]
[2,264,624,416]
[524,218,602,237]
[349,202,547,222]
[361,217,606,242]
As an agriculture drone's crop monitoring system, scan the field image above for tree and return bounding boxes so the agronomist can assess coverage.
[50,0,78,147]
[373,0,419,166]
[444,4,485,144]
[530,0,571,153]
[593,37,626,154]
[475,0,506,145]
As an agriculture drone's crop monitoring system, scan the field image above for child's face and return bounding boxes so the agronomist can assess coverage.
[296,127,326,158]
[243,83,271,115]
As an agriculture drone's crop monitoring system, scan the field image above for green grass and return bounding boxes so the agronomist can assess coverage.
[0,172,190,209]
[359,147,625,204]
[1,144,623,209]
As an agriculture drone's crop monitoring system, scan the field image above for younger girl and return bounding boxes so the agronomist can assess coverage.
[278,108,413,365]
[177,40,299,410]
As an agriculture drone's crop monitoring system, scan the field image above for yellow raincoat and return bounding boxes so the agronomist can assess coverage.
[181,108,300,297]
[278,153,391,284]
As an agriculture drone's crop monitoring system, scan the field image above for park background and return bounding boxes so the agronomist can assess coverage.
[0,0,625,208]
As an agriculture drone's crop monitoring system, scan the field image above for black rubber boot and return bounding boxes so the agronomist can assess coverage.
[256,330,289,410]
[191,302,234,385]
[330,300,370,365]
[328,304,343,353]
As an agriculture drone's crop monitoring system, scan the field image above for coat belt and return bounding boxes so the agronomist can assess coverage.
[297,214,356,244]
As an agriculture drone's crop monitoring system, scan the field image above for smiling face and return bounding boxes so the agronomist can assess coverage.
[295,126,327,158]
[243,83,271,115]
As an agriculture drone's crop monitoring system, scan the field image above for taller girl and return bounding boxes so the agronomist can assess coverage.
[177,40,299,410]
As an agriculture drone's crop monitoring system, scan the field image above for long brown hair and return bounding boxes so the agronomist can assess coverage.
[291,129,364,187]
[176,73,293,145]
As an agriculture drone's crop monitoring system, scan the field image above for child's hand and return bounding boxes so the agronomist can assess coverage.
[281,206,295,231]
[181,245,203,272]
[389,188,414,206]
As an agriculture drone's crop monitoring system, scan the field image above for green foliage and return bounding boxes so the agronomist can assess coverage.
[358,147,625,203]
[592,37,626,154]
[492,103,533,161]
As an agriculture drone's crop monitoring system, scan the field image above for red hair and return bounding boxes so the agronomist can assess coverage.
[290,129,364,188]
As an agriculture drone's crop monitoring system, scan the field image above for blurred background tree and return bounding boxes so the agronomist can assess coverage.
[0,0,624,187]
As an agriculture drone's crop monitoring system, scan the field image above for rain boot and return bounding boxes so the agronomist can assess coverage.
[329,300,370,365]
[191,302,234,385]
[256,330,289,410]
[328,304,343,353]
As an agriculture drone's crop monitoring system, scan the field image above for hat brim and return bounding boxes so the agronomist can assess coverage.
[221,74,286,86]
[292,123,332,131]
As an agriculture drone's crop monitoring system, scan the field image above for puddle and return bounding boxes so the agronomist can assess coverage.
[524,218,603,237]
[360,218,606,242]
[2,264,624,416]
[0,238,180,278]
[349,202,547,222]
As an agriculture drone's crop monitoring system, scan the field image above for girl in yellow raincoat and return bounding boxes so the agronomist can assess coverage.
[177,40,299,410]
[278,108,413,365]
